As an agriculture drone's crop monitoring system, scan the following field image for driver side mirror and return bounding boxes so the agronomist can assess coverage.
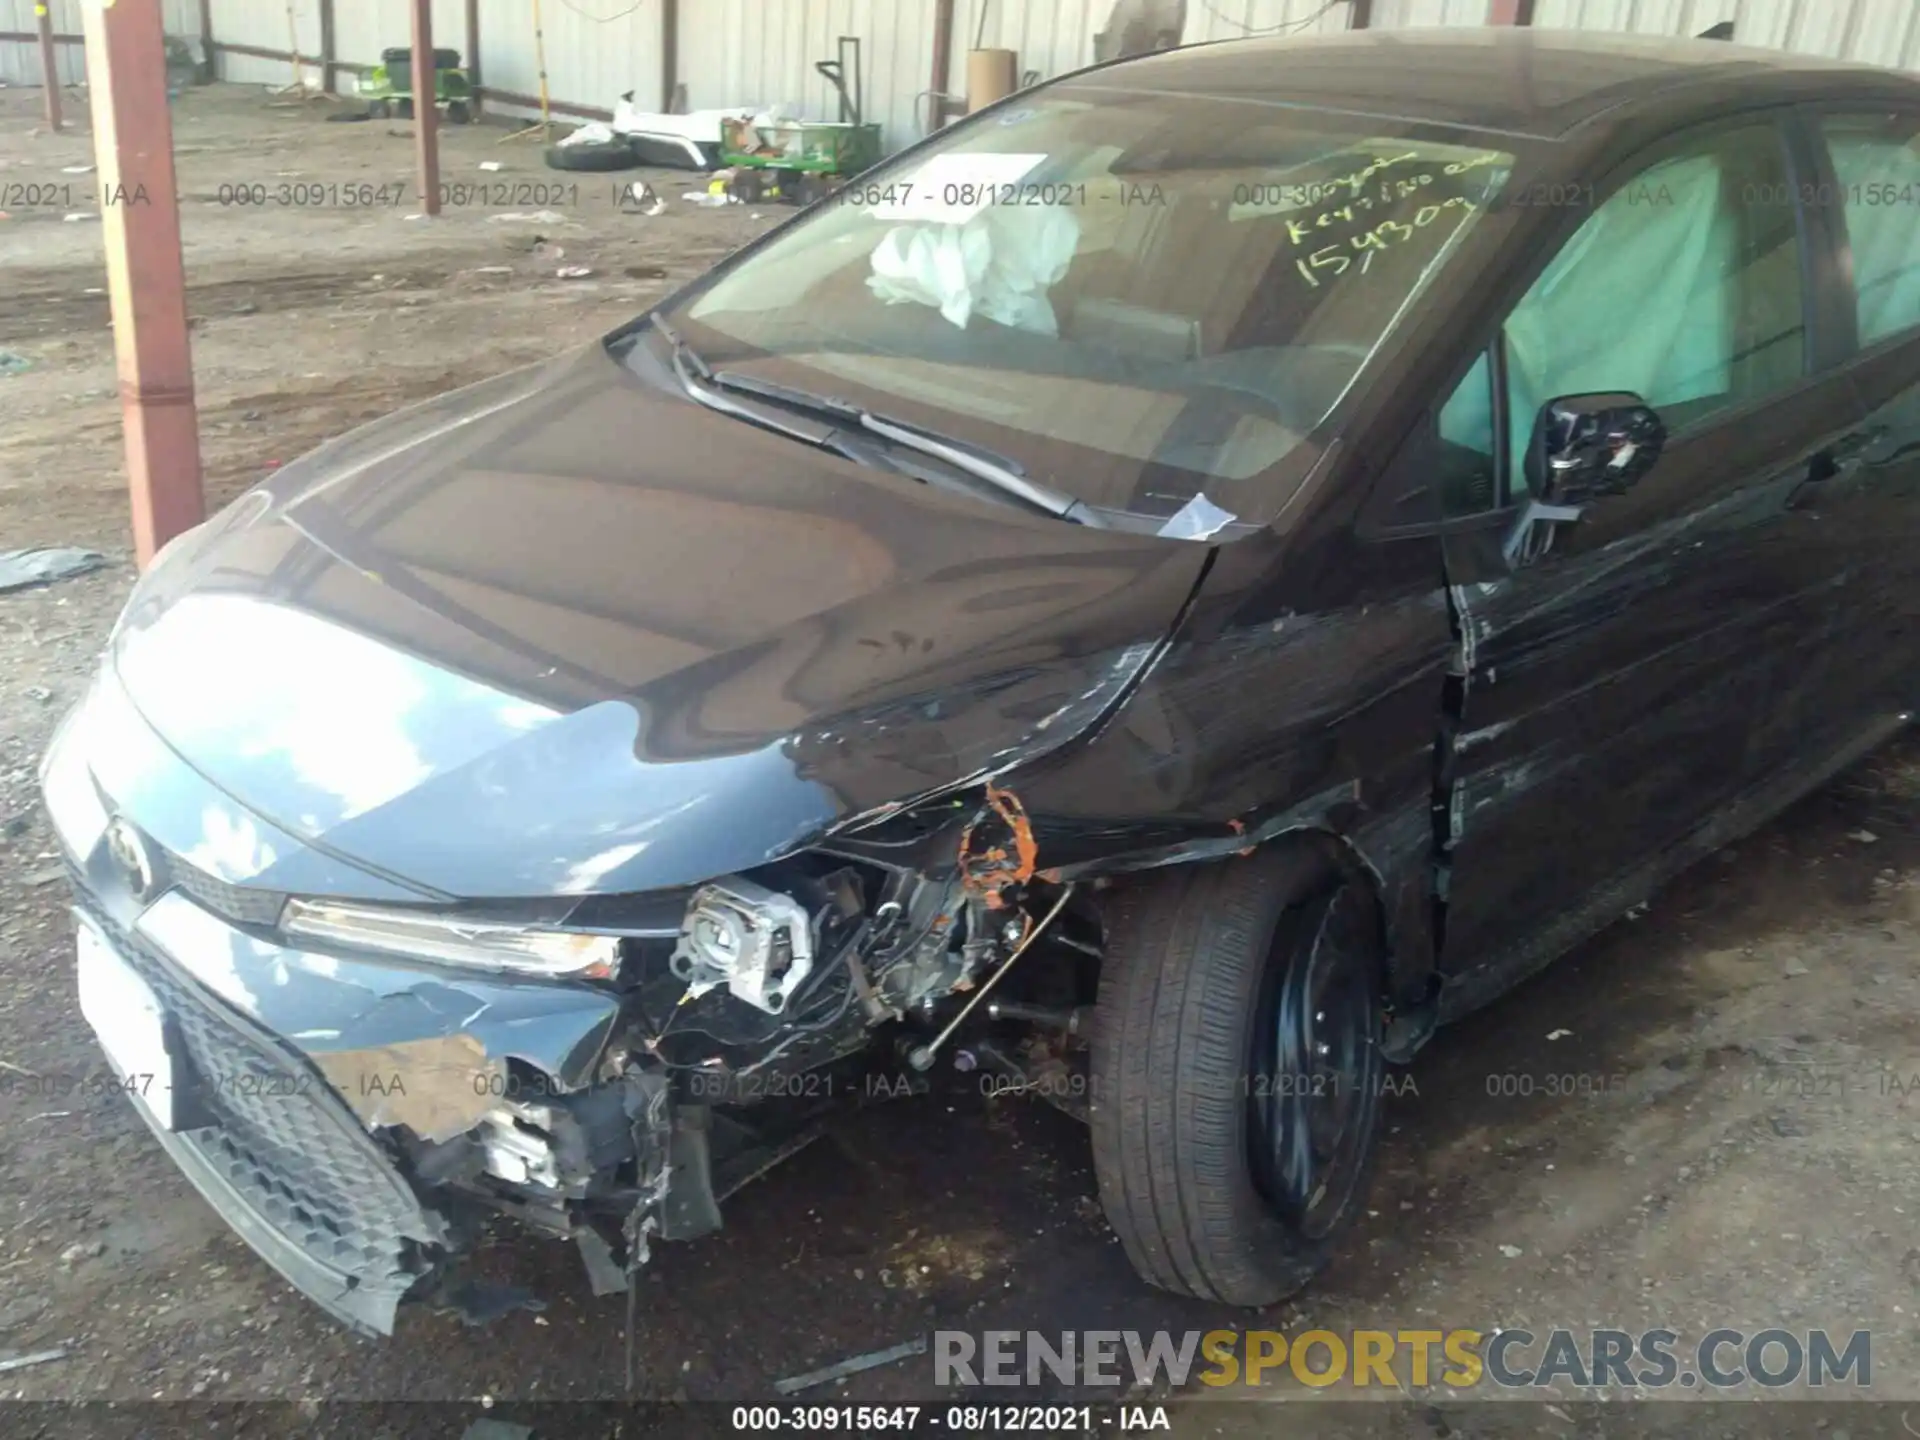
[1503,392,1666,568]
[1523,391,1666,506]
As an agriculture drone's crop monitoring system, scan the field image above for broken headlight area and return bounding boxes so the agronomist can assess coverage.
[294,788,1104,1321]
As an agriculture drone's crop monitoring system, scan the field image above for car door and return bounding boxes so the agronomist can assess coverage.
[1806,106,1920,717]
[1425,114,1877,1011]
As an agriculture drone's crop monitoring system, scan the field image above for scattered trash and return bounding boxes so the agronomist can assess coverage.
[1847,828,1879,844]
[555,265,594,279]
[532,240,564,261]
[58,1240,104,1266]
[83,287,103,295]
[1498,1244,1524,1259]
[0,351,32,377]
[1784,958,1810,977]
[61,212,95,222]
[0,1348,68,1374]
[60,164,93,174]
[0,546,106,593]
[470,265,513,276]
[681,189,736,207]
[614,179,666,216]
[1545,1028,1572,1041]
[478,161,503,172]
[557,120,620,148]
[773,1336,928,1395]
[749,211,764,219]
[403,213,426,221]
[23,684,50,702]
[490,209,568,224]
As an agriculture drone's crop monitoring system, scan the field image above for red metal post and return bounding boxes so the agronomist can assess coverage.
[1486,0,1535,21]
[411,0,442,215]
[35,2,63,131]
[82,0,205,567]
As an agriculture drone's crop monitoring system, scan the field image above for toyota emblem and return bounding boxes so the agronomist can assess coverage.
[104,818,159,902]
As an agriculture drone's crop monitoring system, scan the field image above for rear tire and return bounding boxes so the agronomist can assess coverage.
[1089,847,1385,1306]
[544,136,642,172]
[446,100,472,125]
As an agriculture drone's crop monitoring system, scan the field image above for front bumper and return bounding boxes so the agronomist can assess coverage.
[40,672,625,1334]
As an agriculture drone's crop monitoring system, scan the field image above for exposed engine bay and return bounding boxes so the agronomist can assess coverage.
[399,784,1102,1314]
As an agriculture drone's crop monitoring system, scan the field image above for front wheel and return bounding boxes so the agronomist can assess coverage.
[1089,848,1385,1306]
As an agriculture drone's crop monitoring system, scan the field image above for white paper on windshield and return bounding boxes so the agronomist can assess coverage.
[1157,491,1239,542]
[866,152,1049,223]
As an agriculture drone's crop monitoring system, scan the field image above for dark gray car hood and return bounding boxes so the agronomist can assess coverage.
[106,345,1208,899]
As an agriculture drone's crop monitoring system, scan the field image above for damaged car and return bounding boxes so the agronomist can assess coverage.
[42,26,1920,1334]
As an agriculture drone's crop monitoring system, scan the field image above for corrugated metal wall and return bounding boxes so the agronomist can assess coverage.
[6,1,1920,143]
[332,0,470,82]
[678,2,943,146]
[0,0,201,87]
[210,0,322,87]
[471,0,663,119]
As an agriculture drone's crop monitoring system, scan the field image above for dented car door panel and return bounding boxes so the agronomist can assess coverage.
[1434,370,1873,1014]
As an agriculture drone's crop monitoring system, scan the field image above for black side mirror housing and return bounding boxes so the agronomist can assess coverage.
[1523,391,1667,506]
[1503,392,1666,568]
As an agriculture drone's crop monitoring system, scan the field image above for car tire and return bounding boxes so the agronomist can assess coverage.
[1089,847,1386,1306]
[544,137,641,172]
[446,100,472,125]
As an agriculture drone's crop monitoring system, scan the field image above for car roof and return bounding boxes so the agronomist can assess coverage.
[1065,27,1920,142]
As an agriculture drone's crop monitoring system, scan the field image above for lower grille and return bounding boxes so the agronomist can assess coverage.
[74,892,435,1283]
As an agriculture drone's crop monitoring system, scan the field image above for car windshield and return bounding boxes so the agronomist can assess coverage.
[670,89,1512,529]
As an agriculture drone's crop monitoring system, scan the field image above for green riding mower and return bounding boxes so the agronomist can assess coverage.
[358,47,476,124]
[720,36,882,206]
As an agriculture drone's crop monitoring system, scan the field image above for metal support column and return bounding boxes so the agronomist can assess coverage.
[36,2,63,131]
[411,0,442,216]
[82,0,205,567]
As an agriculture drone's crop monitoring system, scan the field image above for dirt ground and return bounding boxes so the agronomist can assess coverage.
[5,83,1920,1431]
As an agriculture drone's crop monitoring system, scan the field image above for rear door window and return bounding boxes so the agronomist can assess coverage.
[1822,112,1920,347]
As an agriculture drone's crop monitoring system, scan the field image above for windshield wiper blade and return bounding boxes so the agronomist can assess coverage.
[707,368,1103,527]
[653,317,887,468]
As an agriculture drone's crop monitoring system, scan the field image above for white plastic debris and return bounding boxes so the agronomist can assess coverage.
[1545,1028,1573,1041]
[478,161,503,172]
[557,120,618,148]
[60,164,93,174]
[1498,1245,1524,1259]
[681,190,735,207]
[555,265,594,279]
[62,212,95,222]
[1157,491,1238,542]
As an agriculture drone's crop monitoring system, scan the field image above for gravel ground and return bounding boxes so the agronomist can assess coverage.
[3,82,1919,1436]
